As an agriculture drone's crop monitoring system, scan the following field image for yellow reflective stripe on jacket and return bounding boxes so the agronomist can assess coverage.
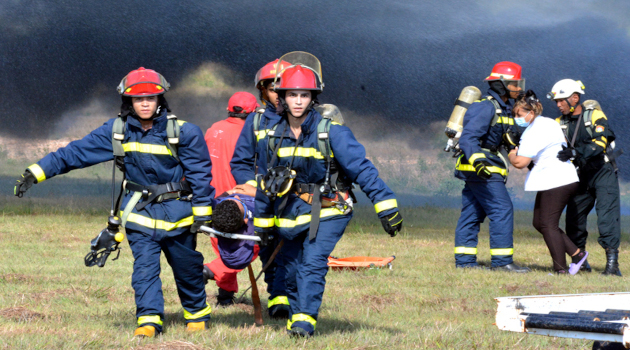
[138,315,162,326]
[593,140,606,149]
[123,212,193,231]
[246,180,257,187]
[468,153,486,164]
[275,208,347,228]
[27,164,46,183]
[254,217,275,228]
[268,295,289,308]
[287,313,317,330]
[256,129,270,142]
[374,199,398,213]
[177,120,187,126]
[490,248,514,256]
[454,247,477,255]
[601,136,608,144]
[277,147,327,159]
[496,116,514,125]
[192,206,212,216]
[122,142,173,156]
[183,302,212,320]
[455,160,507,176]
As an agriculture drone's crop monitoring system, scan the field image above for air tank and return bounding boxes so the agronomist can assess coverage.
[444,86,481,152]
[583,99,602,112]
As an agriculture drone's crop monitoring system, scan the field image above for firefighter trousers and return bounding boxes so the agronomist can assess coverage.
[454,181,514,267]
[127,229,211,332]
[281,213,352,322]
[566,163,621,250]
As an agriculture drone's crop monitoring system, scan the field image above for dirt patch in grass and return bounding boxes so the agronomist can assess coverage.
[0,273,34,283]
[0,307,44,322]
[132,340,205,350]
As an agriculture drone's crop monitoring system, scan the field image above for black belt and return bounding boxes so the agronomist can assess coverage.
[293,183,317,194]
[125,180,192,210]
[480,143,500,153]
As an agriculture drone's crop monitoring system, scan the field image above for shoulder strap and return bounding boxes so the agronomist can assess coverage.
[487,96,504,127]
[166,114,181,162]
[317,118,333,163]
[112,116,126,157]
[253,112,263,138]
[582,108,595,138]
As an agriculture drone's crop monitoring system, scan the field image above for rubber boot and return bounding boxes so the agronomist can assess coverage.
[133,325,156,338]
[602,248,622,277]
[216,287,235,307]
[186,321,208,332]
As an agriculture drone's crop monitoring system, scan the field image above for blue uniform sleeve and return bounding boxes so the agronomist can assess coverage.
[27,119,116,183]
[459,100,495,164]
[178,123,215,221]
[230,112,258,187]
[328,124,398,218]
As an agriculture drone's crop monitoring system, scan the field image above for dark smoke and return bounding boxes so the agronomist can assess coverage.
[2,0,630,172]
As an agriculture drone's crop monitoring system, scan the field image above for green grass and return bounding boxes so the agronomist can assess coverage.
[1,206,629,349]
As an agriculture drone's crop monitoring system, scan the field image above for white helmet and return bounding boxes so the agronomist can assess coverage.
[546,79,585,100]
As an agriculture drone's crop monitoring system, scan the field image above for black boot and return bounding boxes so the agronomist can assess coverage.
[216,288,235,307]
[602,248,622,277]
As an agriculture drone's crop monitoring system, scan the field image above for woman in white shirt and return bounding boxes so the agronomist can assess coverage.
[508,90,588,274]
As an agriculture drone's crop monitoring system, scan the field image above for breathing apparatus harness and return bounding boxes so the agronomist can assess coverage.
[558,102,623,174]
[261,113,354,240]
[84,112,190,267]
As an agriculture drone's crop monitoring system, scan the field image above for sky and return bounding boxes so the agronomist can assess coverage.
[2,0,630,172]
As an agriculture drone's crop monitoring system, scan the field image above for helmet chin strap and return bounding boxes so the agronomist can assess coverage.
[564,96,580,115]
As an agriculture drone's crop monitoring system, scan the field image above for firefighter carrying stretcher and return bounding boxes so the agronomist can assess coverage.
[252,51,402,337]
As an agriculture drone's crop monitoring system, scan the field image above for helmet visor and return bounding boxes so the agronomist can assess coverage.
[274,51,323,90]
[504,79,525,93]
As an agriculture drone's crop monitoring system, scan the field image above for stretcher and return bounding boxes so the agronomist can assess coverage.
[495,292,630,348]
[327,256,395,270]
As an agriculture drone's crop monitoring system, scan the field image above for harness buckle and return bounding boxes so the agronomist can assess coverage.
[141,189,149,200]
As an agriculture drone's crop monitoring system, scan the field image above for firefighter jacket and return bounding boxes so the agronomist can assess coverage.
[253,109,398,240]
[555,108,615,175]
[455,89,514,182]
[230,104,282,188]
[27,110,215,240]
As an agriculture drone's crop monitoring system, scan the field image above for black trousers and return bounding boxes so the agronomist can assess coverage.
[566,163,621,250]
[533,182,580,271]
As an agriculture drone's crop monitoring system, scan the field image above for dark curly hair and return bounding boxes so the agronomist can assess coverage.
[213,199,244,233]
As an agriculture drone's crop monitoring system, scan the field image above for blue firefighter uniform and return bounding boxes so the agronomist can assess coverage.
[454,89,515,268]
[26,110,214,332]
[229,104,288,309]
[253,109,398,335]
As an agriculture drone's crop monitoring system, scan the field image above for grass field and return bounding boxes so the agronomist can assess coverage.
[1,204,629,350]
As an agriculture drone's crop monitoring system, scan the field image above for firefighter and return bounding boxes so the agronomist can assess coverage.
[253,52,402,337]
[202,91,261,306]
[548,79,621,276]
[453,61,530,272]
[14,67,214,336]
[229,59,292,318]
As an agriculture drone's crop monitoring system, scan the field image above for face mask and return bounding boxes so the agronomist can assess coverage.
[514,117,530,127]
[514,110,532,127]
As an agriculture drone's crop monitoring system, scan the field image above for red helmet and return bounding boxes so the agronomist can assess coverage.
[274,65,322,91]
[227,91,260,113]
[485,61,523,81]
[117,67,170,97]
[255,59,291,89]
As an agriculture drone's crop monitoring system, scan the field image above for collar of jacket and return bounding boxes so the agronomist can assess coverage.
[486,88,512,109]
[265,103,277,114]
[126,109,169,131]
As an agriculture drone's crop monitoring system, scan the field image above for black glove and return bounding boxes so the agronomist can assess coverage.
[503,127,521,149]
[255,227,273,246]
[557,145,577,162]
[473,160,493,180]
[191,220,211,234]
[14,170,37,198]
[380,211,403,237]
